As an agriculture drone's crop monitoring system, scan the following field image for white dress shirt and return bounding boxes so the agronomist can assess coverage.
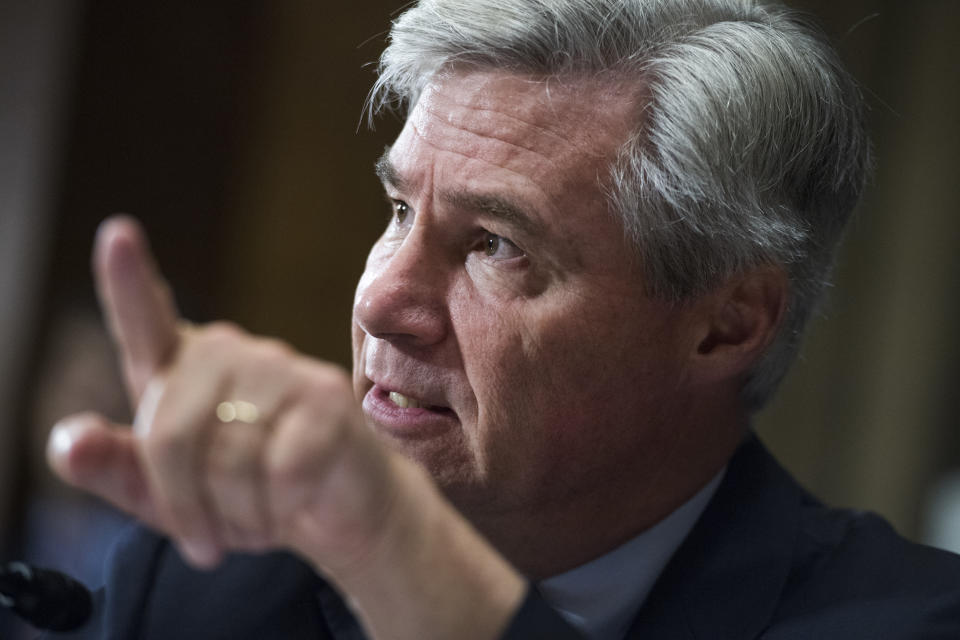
[537,469,726,639]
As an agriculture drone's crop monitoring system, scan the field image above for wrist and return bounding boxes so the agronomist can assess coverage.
[323,454,526,640]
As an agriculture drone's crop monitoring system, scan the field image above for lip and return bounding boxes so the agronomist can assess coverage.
[362,384,458,439]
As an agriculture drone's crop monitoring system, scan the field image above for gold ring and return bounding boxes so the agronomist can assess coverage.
[216,400,260,424]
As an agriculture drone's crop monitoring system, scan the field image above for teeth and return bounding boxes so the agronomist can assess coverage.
[389,391,422,409]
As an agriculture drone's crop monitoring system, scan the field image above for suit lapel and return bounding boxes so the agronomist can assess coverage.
[625,434,801,640]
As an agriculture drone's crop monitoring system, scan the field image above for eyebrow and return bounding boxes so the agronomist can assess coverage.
[441,189,545,239]
[374,148,546,239]
[375,147,409,192]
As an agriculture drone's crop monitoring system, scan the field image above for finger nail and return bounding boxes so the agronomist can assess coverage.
[47,416,95,460]
[48,423,77,459]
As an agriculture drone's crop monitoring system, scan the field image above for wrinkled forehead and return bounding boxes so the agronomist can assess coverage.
[396,70,640,197]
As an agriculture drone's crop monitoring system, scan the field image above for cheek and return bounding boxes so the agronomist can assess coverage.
[456,299,599,461]
[465,295,683,463]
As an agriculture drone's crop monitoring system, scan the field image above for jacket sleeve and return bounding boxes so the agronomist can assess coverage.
[45,524,328,640]
[40,523,162,639]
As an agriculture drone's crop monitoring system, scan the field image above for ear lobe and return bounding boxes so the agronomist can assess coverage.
[693,266,788,380]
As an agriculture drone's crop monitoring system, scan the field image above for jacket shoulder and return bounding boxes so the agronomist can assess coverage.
[768,501,960,638]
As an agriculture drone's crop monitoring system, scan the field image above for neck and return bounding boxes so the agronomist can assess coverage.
[467,415,746,579]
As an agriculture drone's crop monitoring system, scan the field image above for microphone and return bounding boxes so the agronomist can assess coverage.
[0,561,93,631]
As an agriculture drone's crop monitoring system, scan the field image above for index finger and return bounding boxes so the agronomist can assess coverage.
[94,215,181,403]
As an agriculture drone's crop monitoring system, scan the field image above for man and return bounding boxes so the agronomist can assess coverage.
[45,0,960,638]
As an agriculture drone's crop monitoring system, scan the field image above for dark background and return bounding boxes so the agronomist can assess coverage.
[1,3,958,630]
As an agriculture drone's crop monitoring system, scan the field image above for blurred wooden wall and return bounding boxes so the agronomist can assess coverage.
[0,0,78,552]
[3,0,958,556]
[214,1,406,364]
[759,0,960,539]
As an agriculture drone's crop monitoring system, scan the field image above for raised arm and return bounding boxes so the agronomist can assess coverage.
[46,216,526,640]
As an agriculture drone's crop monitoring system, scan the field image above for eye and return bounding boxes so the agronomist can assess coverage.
[392,199,410,225]
[482,232,525,260]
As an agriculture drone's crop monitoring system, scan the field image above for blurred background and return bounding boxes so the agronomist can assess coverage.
[0,0,958,633]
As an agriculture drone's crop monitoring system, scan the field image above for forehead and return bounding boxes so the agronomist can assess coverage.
[390,70,638,211]
[418,70,635,154]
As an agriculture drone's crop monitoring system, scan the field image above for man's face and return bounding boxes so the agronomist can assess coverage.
[352,71,698,522]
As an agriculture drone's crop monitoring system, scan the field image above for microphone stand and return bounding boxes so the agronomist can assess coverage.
[0,561,93,632]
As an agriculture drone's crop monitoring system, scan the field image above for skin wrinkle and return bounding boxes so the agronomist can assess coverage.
[400,97,628,279]
[426,72,628,161]
[352,71,739,577]
[377,150,549,242]
[443,190,544,240]
[387,122,572,277]
[407,117,558,210]
[374,149,409,194]
[419,101,566,172]
[420,74,630,172]
[359,145,481,493]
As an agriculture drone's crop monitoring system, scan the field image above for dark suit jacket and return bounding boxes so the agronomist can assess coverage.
[49,435,960,639]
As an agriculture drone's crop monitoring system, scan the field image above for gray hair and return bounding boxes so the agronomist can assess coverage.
[369,0,871,410]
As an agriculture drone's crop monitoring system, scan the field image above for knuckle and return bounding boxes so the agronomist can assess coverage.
[251,337,297,373]
[281,359,354,416]
[178,321,248,365]
[268,419,343,487]
[264,453,306,497]
[254,336,295,360]
[209,432,260,479]
[266,433,331,495]
[192,321,245,352]
[205,320,244,339]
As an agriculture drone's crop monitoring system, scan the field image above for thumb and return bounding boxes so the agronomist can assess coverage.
[47,413,159,528]
[93,215,181,404]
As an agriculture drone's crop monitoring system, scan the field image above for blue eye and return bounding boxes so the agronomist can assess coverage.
[483,233,524,260]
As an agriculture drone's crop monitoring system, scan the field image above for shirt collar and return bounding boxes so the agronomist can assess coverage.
[536,468,726,640]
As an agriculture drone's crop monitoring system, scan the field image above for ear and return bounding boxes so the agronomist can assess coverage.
[689,265,788,384]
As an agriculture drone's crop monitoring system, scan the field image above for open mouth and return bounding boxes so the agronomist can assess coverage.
[385,389,454,415]
[363,384,458,435]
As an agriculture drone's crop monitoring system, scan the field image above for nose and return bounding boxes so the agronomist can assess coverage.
[353,233,448,348]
